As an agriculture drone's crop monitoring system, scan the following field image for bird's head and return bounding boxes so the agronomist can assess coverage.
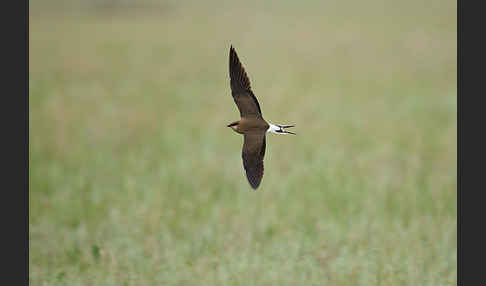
[227,121,240,133]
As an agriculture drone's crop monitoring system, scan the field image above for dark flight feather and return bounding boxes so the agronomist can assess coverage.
[229,46,263,117]
[242,132,266,190]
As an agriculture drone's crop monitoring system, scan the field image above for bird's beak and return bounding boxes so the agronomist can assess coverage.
[277,125,296,135]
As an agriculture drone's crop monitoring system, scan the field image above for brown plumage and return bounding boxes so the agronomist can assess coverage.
[227,46,295,190]
[229,46,263,118]
[227,46,269,190]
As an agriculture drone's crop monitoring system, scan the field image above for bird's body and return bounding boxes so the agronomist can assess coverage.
[228,117,269,134]
[227,46,295,190]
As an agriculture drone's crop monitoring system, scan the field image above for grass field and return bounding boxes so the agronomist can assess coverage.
[30,0,457,284]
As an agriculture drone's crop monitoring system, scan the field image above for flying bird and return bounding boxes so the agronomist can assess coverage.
[227,46,295,190]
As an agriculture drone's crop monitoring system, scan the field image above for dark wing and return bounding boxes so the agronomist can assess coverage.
[242,131,266,190]
[229,46,263,118]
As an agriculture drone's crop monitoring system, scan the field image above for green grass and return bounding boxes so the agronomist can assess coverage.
[30,1,456,284]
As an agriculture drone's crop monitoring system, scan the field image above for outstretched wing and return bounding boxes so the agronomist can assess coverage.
[242,131,266,190]
[229,46,263,118]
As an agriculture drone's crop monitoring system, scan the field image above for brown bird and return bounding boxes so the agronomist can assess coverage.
[227,46,295,190]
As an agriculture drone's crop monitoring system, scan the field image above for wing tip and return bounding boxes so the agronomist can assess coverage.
[248,178,261,190]
[229,46,252,91]
[245,165,264,190]
[229,44,236,59]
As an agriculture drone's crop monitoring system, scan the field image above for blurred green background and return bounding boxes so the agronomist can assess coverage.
[30,0,456,285]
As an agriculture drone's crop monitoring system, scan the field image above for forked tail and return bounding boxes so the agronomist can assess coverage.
[267,123,296,135]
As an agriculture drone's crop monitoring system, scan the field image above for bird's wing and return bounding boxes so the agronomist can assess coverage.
[229,46,263,118]
[242,131,266,189]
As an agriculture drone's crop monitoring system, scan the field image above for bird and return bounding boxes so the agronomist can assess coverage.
[227,45,295,190]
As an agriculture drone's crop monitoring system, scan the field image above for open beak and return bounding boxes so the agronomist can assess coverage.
[277,124,296,135]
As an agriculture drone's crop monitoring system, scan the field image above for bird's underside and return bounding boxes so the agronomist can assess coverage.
[228,45,295,190]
